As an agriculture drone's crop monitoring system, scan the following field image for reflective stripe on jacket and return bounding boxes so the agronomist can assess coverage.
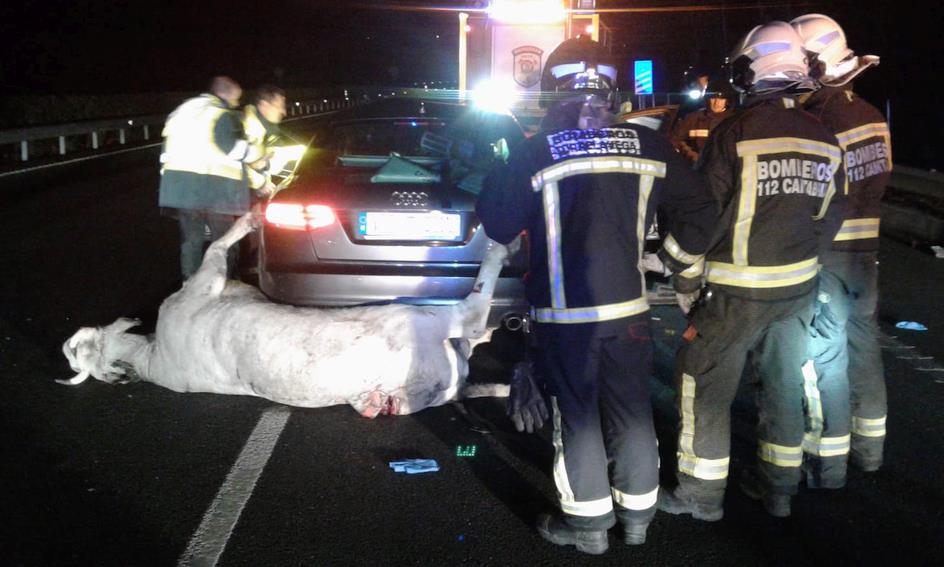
[693,95,846,300]
[802,86,891,253]
[477,122,716,335]
[161,94,248,182]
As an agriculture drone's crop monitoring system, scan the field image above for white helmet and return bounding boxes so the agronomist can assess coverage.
[790,13,879,86]
[729,21,815,95]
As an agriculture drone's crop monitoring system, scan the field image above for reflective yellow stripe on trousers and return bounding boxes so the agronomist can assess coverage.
[758,441,803,467]
[677,374,730,480]
[852,415,887,438]
[551,397,614,517]
[612,486,659,511]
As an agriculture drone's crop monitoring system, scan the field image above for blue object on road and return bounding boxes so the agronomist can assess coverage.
[895,321,928,331]
[389,459,440,474]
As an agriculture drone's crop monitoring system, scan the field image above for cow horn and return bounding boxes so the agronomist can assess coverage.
[56,371,90,386]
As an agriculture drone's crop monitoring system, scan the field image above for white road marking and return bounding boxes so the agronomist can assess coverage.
[178,406,291,567]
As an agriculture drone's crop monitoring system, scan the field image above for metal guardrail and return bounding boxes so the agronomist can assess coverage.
[888,165,944,201]
[0,96,359,163]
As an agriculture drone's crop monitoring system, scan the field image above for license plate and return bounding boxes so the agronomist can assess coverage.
[357,211,462,241]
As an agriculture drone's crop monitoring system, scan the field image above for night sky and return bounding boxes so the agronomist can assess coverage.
[1,0,940,167]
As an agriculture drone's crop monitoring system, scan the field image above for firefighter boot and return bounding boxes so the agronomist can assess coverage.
[657,484,724,522]
[622,521,649,545]
[850,439,883,472]
[536,514,609,555]
[739,468,791,518]
[802,459,847,489]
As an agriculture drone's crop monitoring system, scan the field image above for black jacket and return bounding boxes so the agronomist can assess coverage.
[670,107,733,163]
[689,93,847,301]
[477,122,716,336]
[802,85,891,254]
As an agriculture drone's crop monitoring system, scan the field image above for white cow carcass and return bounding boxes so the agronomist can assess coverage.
[62,213,516,417]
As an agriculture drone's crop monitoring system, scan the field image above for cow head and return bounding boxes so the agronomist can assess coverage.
[60,317,143,385]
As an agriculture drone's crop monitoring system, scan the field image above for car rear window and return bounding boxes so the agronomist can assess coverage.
[330,120,450,156]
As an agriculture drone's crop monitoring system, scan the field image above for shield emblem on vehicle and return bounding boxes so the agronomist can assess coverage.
[512,46,543,88]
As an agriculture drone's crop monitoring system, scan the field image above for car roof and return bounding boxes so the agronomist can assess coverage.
[327,97,475,123]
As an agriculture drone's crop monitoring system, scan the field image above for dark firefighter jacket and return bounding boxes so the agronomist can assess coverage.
[686,93,847,301]
[802,85,891,254]
[670,107,733,163]
[476,123,717,337]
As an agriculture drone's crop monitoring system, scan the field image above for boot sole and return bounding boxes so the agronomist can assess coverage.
[537,527,609,555]
[739,482,791,517]
[658,499,723,521]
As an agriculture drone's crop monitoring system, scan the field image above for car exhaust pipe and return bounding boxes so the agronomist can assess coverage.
[502,313,528,333]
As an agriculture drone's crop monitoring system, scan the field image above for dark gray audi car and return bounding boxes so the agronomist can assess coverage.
[257,97,531,328]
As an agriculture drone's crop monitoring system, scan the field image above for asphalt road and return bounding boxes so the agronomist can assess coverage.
[1,140,942,566]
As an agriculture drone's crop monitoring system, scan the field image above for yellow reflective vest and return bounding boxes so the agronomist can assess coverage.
[161,94,252,182]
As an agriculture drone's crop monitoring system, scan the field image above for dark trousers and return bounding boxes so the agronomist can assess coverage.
[674,287,815,501]
[807,252,886,481]
[178,210,237,279]
[535,320,659,531]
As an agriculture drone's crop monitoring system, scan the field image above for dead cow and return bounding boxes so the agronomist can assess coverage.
[61,213,517,417]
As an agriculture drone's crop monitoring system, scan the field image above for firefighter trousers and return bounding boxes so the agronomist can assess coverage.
[535,320,660,531]
[674,287,815,503]
[807,252,886,484]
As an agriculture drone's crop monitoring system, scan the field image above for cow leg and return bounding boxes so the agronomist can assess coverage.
[186,213,255,296]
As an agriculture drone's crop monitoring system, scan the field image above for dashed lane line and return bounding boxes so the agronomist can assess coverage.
[178,406,291,567]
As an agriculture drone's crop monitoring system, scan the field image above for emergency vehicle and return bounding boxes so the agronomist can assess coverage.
[458,0,611,131]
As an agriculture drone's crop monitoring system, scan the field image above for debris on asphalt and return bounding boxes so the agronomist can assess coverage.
[895,321,928,331]
[931,245,944,258]
[456,445,478,457]
[389,459,439,474]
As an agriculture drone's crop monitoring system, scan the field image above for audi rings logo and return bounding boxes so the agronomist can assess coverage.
[391,191,429,207]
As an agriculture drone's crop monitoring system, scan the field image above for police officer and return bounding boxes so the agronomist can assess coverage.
[243,84,288,199]
[669,77,735,165]
[159,76,267,278]
[477,38,716,554]
[656,21,846,520]
[792,13,892,486]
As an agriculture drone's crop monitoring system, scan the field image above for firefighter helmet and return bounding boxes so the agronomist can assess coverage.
[705,72,737,103]
[790,13,879,86]
[729,21,816,95]
[540,37,617,107]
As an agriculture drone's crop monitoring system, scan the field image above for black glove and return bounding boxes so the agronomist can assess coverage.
[507,360,549,434]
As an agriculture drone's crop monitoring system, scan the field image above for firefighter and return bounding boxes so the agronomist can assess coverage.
[669,77,736,165]
[656,21,846,520]
[476,38,716,554]
[243,84,287,200]
[159,76,268,279]
[791,13,891,486]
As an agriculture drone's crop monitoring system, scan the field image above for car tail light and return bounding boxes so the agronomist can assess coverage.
[265,203,336,230]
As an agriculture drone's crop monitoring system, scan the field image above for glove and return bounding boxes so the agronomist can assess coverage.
[389,459,440,474]
[639,252,672,276]
[811,293,840,340]
[507,360,549,434]
[492,137,510,163]
[676,289,701,315]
